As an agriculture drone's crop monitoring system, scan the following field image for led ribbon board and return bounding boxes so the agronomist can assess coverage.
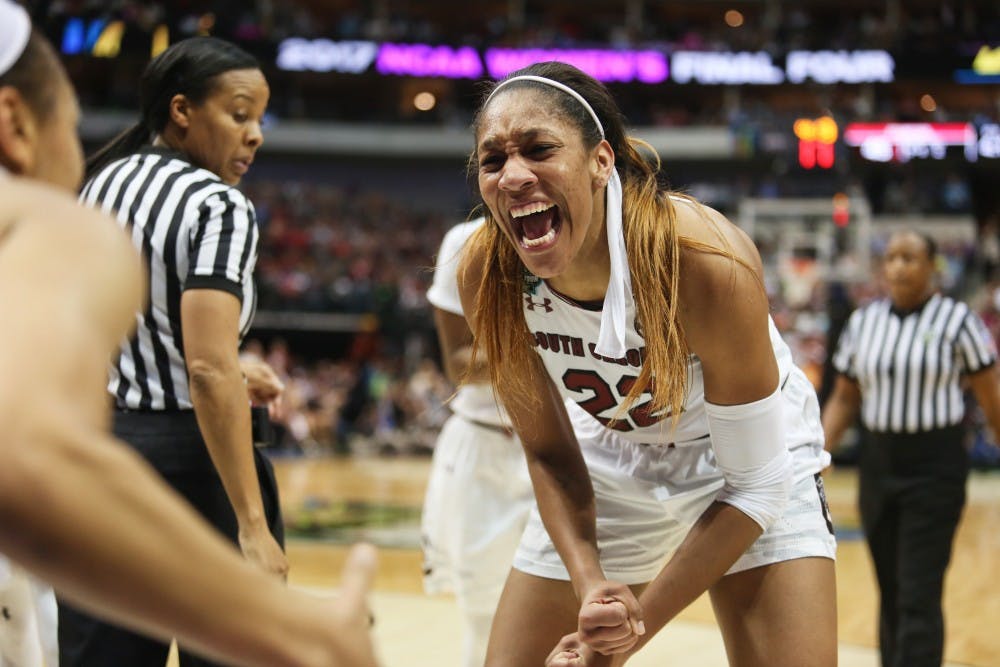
[844,123,979,162]
[275,39,894,86]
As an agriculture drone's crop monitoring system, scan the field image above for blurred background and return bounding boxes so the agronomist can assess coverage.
[21,2,1000,663]
[25,0,1000,466]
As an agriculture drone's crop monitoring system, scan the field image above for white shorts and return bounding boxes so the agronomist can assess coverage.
[421,414,533,609]
[0,556,58,667]
[512,429,836,584]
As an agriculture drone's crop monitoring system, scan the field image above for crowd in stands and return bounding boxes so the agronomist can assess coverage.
[244,180,448,318]
[242,336,451,457]
[243,171,979,332]
[25,1,999,463]
[31,1,1000,129]
[237,179,452,455]
[236,176,999,466]
[35,0,995,58]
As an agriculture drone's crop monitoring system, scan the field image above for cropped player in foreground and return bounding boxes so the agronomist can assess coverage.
[0,4,378,665]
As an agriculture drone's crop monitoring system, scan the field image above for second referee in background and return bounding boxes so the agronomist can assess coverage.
[822,229,1000,667]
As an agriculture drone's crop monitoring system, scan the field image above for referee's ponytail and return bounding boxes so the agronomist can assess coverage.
[85,124,149,182]
[84,36,257,182]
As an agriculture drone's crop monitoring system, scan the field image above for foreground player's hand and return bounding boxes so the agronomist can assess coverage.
[578,581,645,655]
[328,543,380,666]
[239,524,289,580]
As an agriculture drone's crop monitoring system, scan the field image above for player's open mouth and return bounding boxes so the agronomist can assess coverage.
[510,202,561,249]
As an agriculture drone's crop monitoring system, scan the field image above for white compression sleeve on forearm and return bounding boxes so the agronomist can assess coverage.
[704,387,793,531]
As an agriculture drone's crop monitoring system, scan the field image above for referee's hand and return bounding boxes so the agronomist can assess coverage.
[240,356,286,419]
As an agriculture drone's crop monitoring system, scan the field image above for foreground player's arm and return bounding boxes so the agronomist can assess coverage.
[0,181,378,666]
[625,210,789,655]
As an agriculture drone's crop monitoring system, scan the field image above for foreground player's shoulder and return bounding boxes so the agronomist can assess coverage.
[0,178,144,334]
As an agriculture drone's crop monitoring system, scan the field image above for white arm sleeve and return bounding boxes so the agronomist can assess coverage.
[704,387,793,531]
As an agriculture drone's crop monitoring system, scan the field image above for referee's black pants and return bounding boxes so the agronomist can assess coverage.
[57,409,285,667]
[859,425,968,667]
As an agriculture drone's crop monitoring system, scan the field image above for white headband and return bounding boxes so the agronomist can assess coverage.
[0,1,31,78]
[487,74,633,358]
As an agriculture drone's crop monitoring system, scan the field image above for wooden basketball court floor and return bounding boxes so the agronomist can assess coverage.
[176,457,1000,666]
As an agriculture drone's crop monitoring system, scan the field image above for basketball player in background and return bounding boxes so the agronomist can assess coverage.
[422,217,533,667]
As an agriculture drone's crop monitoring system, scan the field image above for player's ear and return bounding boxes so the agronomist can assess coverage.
[590,139,614,189]
[0,85,39,175]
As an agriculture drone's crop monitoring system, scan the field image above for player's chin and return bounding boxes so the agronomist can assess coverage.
[517,251,567,281]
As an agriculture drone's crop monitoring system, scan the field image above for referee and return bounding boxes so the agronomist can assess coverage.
[822,230,1000,667]
[58,37,286,667]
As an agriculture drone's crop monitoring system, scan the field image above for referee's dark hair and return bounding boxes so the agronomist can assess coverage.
[0,29,65,122]
[920,232,938,261]
[85,36,258,181]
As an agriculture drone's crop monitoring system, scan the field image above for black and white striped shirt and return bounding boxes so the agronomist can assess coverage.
[80,147,258,411]
[832,293,996,433]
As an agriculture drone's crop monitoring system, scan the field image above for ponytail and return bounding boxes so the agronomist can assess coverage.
[84,123,150,182]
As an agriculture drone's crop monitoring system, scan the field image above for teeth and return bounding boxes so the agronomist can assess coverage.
[511,202,554,218]
[522,228,556,247]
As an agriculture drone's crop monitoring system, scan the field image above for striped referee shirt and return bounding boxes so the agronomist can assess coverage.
[80,147,258,411]
[832,293,996,433]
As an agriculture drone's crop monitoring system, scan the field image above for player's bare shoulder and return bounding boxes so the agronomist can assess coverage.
[671,196,767,338]
[672,196,762,271]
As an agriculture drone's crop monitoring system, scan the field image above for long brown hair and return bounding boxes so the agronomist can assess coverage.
[462,61,738,424]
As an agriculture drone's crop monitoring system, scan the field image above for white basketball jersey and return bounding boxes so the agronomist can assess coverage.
[428,219,511,428]
[523,279,822,451]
